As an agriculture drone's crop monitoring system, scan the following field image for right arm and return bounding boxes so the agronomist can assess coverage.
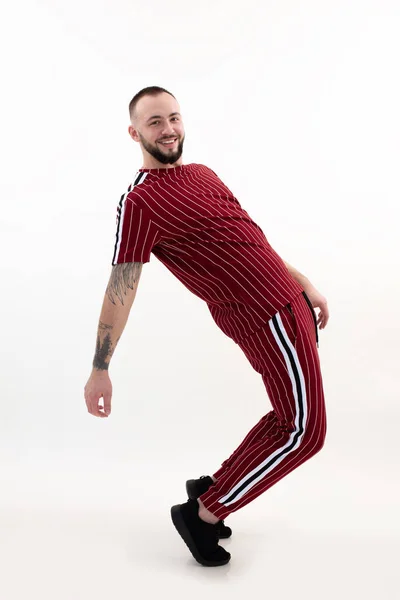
[84,262,143,417]
[93,262,143,372]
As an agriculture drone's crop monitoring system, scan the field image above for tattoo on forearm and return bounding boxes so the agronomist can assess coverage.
[93,332,112,371]
[93,319,122,371]
[106,262,143,306]
[93,263,141,370]
[93,330,121,370]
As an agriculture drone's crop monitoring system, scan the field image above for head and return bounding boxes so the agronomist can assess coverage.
[128,86,185,169]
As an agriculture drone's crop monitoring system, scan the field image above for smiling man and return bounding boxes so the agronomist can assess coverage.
[130,100,185,165]
[84,86,329,568]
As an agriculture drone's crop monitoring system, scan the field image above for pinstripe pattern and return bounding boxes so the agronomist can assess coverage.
[201,291,326,520]
[217,311,308,506]
[113,173,143,265]
[111,163,304,343]
[110,163,326,518]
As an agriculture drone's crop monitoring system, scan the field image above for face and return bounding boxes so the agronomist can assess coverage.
[128,93,185,168]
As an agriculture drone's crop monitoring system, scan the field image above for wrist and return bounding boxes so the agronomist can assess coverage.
[92,365,110,376]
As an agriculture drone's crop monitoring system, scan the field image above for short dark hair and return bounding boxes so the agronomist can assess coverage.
[129,86,176,121]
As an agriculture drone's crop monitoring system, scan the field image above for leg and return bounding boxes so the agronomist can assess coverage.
[211,412,281,482]
[210,298,305,481]
[200,292,327,521]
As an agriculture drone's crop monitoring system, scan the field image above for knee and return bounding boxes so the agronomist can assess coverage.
[304,422,326,456]
[314,428,326,454]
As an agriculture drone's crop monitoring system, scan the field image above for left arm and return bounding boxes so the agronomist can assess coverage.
[283,260,330,329]
[283,260,311,290]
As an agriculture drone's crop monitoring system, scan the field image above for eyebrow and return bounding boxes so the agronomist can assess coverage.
[146,112,181,123]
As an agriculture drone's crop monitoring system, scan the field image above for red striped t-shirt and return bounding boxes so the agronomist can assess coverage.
[112,163,303,342]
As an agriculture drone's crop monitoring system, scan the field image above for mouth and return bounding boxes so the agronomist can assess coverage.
[158,138,178,148]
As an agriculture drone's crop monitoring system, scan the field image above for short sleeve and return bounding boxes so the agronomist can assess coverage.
[111,196,161,265]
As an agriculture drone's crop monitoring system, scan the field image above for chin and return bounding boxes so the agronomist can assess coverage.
[162,152,183,165]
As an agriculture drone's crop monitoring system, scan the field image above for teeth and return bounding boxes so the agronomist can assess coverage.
[160,139,176,145]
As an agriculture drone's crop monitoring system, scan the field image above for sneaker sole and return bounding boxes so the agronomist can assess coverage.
[170,505,231,567]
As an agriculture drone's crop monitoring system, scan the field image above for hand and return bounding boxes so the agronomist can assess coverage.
[304,285,330,330]
[84,370,113,417]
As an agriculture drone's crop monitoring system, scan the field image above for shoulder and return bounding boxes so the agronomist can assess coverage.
[192,163,219,177]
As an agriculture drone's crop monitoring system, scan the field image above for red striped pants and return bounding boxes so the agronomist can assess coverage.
[200,291,327,520]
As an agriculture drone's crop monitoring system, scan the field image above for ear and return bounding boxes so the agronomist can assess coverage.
[128,125,139,142]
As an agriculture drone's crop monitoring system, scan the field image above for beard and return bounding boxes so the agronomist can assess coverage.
[139,133,185,165]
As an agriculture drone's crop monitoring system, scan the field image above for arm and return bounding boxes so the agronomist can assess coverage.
[283,260,312,290]
[284,260,330,330]
[92,262,143,372]
[84,262,143,418]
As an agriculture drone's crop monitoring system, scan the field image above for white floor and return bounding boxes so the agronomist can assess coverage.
[1,507,396,600]
[0,428,398,600]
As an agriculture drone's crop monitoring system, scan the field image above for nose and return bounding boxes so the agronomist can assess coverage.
[162,123,176,136]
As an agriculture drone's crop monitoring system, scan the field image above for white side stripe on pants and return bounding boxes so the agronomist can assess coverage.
[218,310,308,506]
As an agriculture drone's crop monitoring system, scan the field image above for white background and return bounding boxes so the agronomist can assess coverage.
[1,0,399,598]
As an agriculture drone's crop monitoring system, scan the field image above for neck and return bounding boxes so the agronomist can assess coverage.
[141,157,184,170]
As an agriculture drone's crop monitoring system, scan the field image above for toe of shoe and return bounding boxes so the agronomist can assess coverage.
[208,546,231,564]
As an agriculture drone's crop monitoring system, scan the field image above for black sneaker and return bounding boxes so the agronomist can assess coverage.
[170,499,231,567]
[186,475,232,539]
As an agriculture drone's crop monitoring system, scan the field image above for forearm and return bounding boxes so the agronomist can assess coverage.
[284,260,313,290]
[92,297,131,372]
[92,263,143,372]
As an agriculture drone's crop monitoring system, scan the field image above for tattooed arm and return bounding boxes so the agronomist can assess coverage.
[92,262,143,372]
[84,262,143,418]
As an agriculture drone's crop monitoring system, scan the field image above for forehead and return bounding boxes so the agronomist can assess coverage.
[137,93,181,122]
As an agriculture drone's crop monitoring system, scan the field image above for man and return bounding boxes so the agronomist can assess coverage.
[84,86,329,568]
